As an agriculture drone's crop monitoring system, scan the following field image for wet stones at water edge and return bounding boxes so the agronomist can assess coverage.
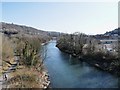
[41,71,50,89]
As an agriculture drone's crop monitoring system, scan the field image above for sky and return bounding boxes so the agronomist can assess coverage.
[1,1,118,35]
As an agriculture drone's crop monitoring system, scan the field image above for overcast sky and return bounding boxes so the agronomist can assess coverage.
[2,1,118,35]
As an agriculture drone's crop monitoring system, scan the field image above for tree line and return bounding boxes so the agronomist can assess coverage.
[56,32,120,76]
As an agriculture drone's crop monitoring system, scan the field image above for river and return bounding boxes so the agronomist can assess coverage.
[43,40,119,88]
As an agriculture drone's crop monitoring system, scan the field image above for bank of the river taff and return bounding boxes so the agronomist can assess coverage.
[43,40,119,88]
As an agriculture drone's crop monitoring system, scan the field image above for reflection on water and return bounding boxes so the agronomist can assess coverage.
[43,41,119,88]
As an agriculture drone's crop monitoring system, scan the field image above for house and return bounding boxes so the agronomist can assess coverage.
[100,39,118,44]
[100,39,118,52]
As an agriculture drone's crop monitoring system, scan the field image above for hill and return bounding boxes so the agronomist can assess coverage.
[104,28,120,36]
[0,22,61,37]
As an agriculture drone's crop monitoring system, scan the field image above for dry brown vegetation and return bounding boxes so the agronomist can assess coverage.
[2,34,49,88]
[2,35,14,61]
[8,66,46,88]
[1,22,51,88]
[14,35,42,67]
[2,35,14,73]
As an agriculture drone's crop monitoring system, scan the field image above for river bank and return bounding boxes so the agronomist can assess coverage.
[2,34,51,89]
[56,45,120,77]
[2,49,50,89]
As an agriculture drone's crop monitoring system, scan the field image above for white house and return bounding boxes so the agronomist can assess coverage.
[100,39,118,52]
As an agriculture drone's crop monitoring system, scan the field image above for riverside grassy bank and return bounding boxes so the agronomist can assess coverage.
[2,32,51,89]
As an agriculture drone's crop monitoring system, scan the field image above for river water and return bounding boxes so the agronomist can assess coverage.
[43,40,119,88]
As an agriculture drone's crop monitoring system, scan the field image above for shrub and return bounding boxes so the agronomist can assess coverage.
[14,36,42,67]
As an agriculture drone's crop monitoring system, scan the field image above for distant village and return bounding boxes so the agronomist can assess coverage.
[91,28,119,54]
